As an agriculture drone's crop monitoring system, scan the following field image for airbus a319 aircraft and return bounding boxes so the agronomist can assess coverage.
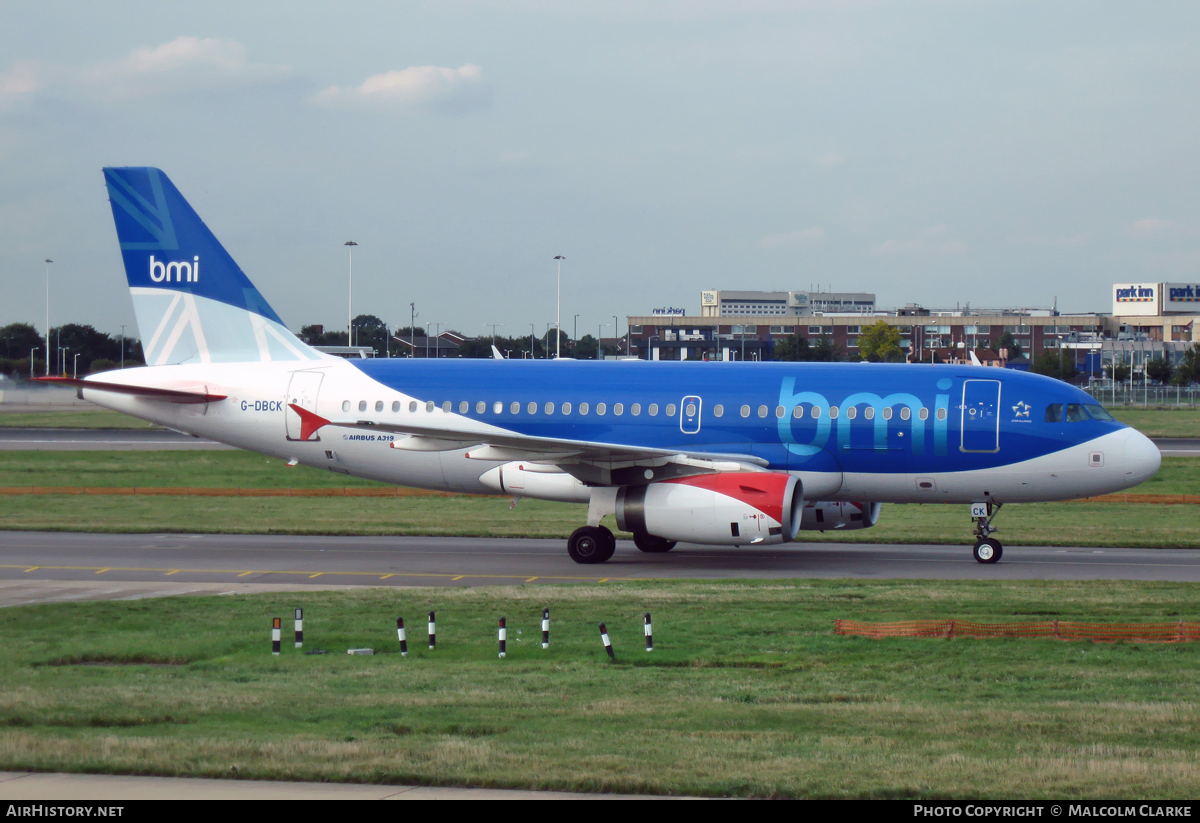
[41,168,1162,565]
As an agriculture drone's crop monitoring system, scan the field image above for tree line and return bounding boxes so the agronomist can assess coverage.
[0,322,144,378]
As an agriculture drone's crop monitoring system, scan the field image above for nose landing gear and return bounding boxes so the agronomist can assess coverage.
[972,502,1003,564]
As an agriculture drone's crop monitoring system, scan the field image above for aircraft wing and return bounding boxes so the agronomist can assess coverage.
[288,403,767,479]
[33,376,227,404]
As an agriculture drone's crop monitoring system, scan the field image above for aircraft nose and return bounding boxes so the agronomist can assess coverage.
[1122,428,1161,487]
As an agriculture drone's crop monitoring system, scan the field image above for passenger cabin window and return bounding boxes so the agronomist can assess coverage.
[342,400,351,412]
[392,401,401,413]
[426,401,435,412]
[442,401,451,413]
[864,407,874,420]
[936,408,947,421]
[666,404,676,417]
[358,401,367,412]
[375,401,384,412]
[812,407,822,419]
[847,407,857,420]
[459,401,469,413]
[631,403,641,416]
[614,403,624,416]
[493,401,503,414]
[713,404,723,417]
[476,401,486,414]
[740,405,751,418]
[829,406,839,419]
[545,402,555,414]
[775,406,785,418]
[562,402,572,414]
[882,407,892,420]
[649,404,659,416]
[918,408,928,421]
[757,405,768,418]
[579,403,589,415]
[596,403,607,416]
[510,402,520,414]
[409,401,418,413]
[528,402,537,414]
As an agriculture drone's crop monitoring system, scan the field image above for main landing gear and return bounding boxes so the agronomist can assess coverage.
[568,525,616,564]
[971,502,1004,564]
[633,532,676,553]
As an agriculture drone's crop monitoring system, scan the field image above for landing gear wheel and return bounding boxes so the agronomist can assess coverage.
[973,538,1003,564]
[633,532,677,553]
[568,525,616,564]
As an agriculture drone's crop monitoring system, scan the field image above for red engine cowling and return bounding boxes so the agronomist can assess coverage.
[798,501,882,531]
[616,472,802,546]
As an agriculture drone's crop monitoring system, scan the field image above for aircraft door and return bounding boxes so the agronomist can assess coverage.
[960,379,1000,453]
[680,396,702,434]
[286,370,324,441]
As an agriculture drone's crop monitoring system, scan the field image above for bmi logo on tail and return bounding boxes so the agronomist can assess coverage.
[149,255,200,283]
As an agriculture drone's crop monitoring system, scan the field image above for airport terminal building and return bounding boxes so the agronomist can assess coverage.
[625,283,1200,372]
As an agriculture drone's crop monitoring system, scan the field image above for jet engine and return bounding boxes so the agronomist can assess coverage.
[798,500,882,531]
[616,472,802,546]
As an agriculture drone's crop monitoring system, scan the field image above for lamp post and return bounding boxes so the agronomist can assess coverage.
[485,323,503,345]
[554,256,565,359]
[73,352,79,379]
[344,241,357,345]
[613,315,619,356]
[119,324,126,368]
[573,315,580,354]
[44,259,51,376]
[598,323,608,360]
[530,323,535,359]
[29,347,38,379]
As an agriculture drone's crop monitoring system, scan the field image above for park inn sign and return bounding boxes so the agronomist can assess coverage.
[1113,282,1200,316]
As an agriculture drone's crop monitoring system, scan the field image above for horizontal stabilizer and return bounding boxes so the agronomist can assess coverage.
[33,376,226,404]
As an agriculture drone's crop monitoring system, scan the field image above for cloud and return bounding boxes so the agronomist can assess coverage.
[315,64,491,114]
[0,37,291,104]
[875,225,966,256]
[758,227,825,249]
[1130,218,1179,239]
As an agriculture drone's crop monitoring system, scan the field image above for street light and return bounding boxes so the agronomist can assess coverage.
[598,323,608,360]
[485,323,503,345]
[554,256,565,359]
[119,324,126,369]
[344,241,357,345]
[44,259,51,376]
[29,347,38,379]
[530,323,535,359]
[573,315,580,354]
[73,352,79,379]
[613,315,619,356]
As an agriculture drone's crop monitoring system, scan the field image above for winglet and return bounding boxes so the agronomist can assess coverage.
[288,403,330,441]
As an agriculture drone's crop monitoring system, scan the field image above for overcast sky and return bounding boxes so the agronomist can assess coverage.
[2,1,1198,341]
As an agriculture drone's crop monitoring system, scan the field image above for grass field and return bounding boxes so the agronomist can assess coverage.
[1109,408,1200,438]
[1,452,1198,546]
[0,409,159,429]
[1,580,1198,798]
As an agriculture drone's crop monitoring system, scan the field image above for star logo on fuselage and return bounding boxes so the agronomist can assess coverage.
[1012,401,1031,418]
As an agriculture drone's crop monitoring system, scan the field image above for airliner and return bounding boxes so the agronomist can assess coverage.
[39,168,1162,565]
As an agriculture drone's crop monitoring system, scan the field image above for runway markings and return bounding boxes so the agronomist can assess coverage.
[23,567,38,573]
[525,577,539,582]
[0,563,632,583]
[166,570,180,576]
[379,574,394,580]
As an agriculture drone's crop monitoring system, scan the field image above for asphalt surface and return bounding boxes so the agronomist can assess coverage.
[0,427,233,450]
[1,532,1198,609]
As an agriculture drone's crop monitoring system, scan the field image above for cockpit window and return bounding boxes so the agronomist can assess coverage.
[1045,404,1062,423]
[1085,404,1115,422]
[1065,403,1091,422]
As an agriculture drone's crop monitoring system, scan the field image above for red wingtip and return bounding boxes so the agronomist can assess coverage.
[289,403,330,441]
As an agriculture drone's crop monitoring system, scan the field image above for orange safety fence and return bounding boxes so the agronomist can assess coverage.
[0,486,473,498]
[835,618,1200,643]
